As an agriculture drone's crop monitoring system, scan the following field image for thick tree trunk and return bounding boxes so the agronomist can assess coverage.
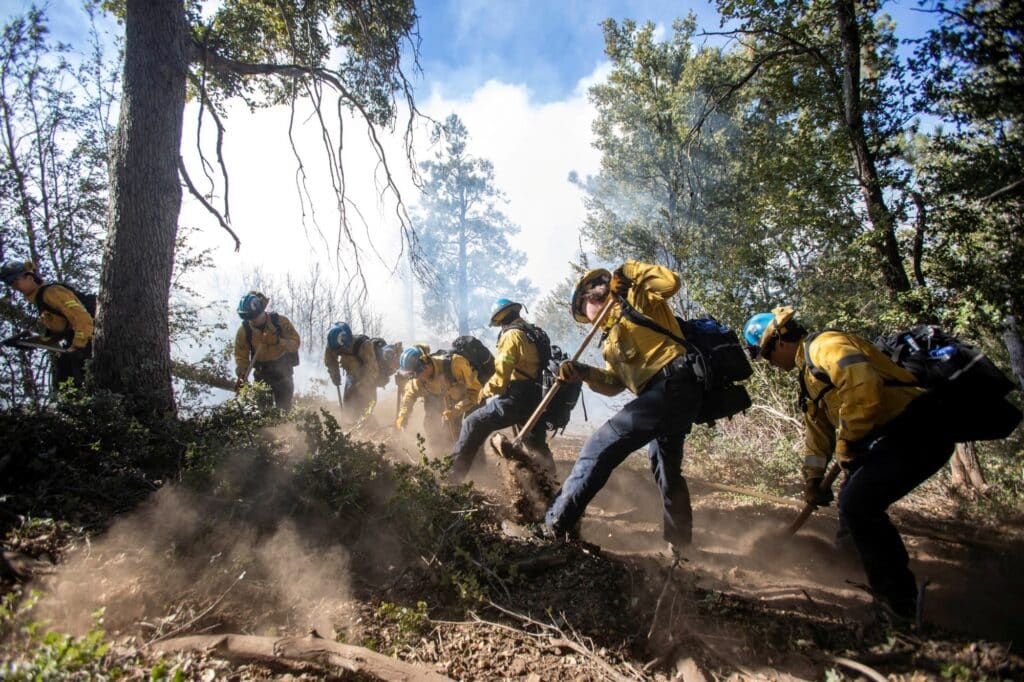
[92,0,187,419]
[835,0,912,300]
[1003,312,1024,390]
[950,442,987,493]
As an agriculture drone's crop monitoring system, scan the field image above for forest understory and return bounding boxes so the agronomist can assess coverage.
[1,394,1021,681]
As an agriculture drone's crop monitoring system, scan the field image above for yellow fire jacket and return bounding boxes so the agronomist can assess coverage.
[797,331,923,480]
[396,353,481,428]
[233,313,301,378]
[583,261,687,396]
[480,318,544,401]
[27,284,93,350]
[323,336,380,387]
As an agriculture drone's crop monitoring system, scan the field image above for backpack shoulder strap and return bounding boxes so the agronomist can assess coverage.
[269,312,281,334]
[34,283,58,316]
[616,297,687,347]
[243,320,255,357]
[352,335,369,364]
[798,331,835,412]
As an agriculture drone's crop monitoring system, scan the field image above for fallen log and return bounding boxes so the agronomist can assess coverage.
[152,633,453,681]
[171,360,235,391]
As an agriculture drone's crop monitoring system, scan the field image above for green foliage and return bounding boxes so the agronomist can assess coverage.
[0,589,117,680]
[374,600,430,652]
[415,114,537,336]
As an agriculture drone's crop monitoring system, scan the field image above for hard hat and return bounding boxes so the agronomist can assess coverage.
[237,291,268,320]
[399,346,428,374]
[326,322,353,350]
[743,306,797,357]
[1,260,33,286]
[570,268,611,323]
[489,298,522,326]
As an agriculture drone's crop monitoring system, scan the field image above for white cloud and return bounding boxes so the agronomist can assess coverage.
[179,62,608,356]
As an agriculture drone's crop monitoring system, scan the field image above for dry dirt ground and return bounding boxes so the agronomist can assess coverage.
[4,425,1023,680]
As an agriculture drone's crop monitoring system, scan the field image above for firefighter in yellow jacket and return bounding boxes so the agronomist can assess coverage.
[743,306,956,619]
[546,261,704,549]
[234,291,301,409]
[448,299,555,482]
[395,346,481,442]
[324,322,379,419]
[1,260,93,389]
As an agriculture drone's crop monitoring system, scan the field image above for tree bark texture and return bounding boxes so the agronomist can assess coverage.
[835,0,912,299]
[950,442,987,493]
[1003,313,1024,390]
[92,0,187,418]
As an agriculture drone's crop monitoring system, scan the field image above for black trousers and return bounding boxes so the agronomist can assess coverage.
[545,364,702,547]
[254,361,294,410]
[449,382,551,482]
[839,425,955,614]
[52,343,90,390]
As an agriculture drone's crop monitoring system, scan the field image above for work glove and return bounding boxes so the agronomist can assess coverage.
[1,336,22,348]
[610,267,633,297]
[441,408,457,423]
[234,378,248,393]
[64,346,86,360]
[802,476,834,507]
[394,417,405,431]
[557,360,590,384]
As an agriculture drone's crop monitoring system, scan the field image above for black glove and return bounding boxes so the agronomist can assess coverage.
[610,267,633,297]
[803,476,834,507]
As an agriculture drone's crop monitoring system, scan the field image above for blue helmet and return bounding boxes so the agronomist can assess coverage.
[399,346,427,374]
[237,291,267,320]
[743,306,797,358]
[489,297,522,326]
[1,260,32,286]
[326,322,353,350]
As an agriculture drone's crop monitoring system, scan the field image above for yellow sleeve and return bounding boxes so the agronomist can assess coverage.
[802,404,834,480]
[811,337,886,452]
[234,325,251,377]
[324,347,341,385]
[450,354,481,413]
[275,315,301,353]
[44,285,93,349]
[621,261,681,299]
[357,340,380,385]
[584,363,626,396]
[481,330,520,400]
[396,378,422,427]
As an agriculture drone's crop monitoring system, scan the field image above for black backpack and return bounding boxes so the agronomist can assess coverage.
[800,326,1021,443]
[244,313,300,367]
[443,336,496,385]
[616,299,753,424]
[540,344,582,433]
[873,325,1021,442]
[34,282,98,319]
[498,322,552,381]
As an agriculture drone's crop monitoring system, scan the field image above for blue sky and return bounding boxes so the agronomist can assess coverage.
[411,0,720,102]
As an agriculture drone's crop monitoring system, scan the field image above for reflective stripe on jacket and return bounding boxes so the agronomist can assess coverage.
[797,330,923,479]
[586,260,686,396]
[396,354,481,427]
[324,338,380,387]
[481,317,542,401]
[28,284,93,349]
[233,314,301,377]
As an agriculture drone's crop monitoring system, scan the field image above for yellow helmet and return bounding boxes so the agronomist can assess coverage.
[569,268,611,323]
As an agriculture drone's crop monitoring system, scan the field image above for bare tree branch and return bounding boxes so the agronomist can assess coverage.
[177,156,240,251]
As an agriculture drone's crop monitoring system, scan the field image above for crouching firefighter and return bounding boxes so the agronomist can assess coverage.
[234,291,301,409]
[448,298,556,482]
[324,322,380,420]
[1,260,94,390]
[545,262,703,551]
[743,306,956,619]
[395,346,481,444]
